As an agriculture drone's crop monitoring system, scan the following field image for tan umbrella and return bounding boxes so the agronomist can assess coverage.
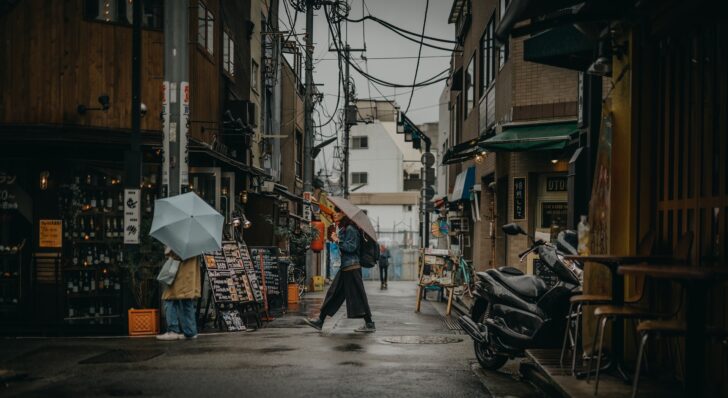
[327,196,378,241]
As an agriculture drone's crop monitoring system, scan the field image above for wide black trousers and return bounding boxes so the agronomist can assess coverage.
[379,265,388,283]
[319,267,371,319]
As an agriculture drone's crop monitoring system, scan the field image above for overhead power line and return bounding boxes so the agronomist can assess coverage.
[405,0,429,113]
[345,15,457,44]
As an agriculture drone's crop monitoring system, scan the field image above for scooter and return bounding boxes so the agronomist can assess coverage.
[458,223,583,370]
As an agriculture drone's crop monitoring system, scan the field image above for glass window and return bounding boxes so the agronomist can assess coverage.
[223,30,235,77]
[352,172,368,185]
[466,56,475,112]
[351,136,368,149]
[251,60,259,92]
[84,0,163,29]
[499,0,510,68]
[197,1,214,55]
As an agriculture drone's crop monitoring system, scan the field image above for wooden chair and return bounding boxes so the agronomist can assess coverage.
[631,321,728,398]
[560,230,656,374]
[587,231,694,395]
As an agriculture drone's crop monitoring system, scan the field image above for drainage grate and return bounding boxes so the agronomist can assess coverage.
[79,349,164,364]
[382,335,464,344]
[442,316,465,334]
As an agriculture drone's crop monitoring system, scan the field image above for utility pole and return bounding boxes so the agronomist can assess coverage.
[163,2,189,198]
[343,45,350,198]
[303,0,315,285]
[124,0,142,255]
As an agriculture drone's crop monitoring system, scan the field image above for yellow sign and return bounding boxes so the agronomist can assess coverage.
[39,219,63,248]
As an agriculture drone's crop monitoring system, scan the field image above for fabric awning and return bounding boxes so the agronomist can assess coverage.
[441,138,482,165]
[480,121,577,152]
[449,166,475,202]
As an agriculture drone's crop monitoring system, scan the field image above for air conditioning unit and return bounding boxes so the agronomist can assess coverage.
[261,181,275,192]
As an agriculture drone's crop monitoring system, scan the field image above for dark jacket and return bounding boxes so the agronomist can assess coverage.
[379,248,390,267]
[339,225,360,269]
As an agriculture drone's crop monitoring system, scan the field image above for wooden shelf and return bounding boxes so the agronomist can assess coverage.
[64,314,121,321]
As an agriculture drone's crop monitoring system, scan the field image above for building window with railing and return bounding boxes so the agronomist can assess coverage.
[197,1,214,55]
[480,14,496,96]
[351,136,368,149]
[466,56,475,112]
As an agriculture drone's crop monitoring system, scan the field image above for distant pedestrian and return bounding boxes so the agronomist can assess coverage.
[157,247,201,340]
[304,207,375,333]
[378,244,391,290]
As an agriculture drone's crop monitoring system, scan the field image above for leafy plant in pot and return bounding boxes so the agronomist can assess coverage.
[119,217,165,335]
[265,216,319,268]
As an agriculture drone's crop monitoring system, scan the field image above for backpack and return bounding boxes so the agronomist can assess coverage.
[358,232,379,269]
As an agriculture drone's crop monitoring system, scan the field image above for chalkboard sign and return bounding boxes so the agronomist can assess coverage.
[203,243,252,304]
[250,247,281,296]
[513,177,527,220]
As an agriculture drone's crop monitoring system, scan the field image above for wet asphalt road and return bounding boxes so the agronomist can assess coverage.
[1,281,541,398]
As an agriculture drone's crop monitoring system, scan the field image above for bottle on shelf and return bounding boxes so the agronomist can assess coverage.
[105,219,112,238]
[89,218,96,238]
[145,193,152,213]
[90,193,97,209]
[106,192,113,210]
[90,272,96,291]
[63,220,70,240]
[85,248,92,267]
[72,248,79,266]
[79,218,86,239]
[72,276,79,293]
[117,192,124,212]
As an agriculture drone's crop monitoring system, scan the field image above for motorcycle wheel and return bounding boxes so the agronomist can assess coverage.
[471,299,508,371]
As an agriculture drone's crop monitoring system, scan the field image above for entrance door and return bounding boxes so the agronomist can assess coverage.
[189,167,221,212]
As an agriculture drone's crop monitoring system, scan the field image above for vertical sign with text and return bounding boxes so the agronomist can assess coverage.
[161,81,171,197]
[513,177,527,221]
[124,189,141,244]
[179,82,190,191]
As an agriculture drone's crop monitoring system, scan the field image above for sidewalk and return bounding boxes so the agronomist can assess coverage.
[0,281,540,398]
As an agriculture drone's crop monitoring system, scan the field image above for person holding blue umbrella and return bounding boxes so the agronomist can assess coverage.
[150,192,224,341]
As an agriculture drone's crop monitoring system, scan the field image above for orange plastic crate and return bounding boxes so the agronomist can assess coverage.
[128,308,160,336]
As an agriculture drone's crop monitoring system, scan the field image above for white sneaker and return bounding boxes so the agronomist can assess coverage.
[156,332,184,341]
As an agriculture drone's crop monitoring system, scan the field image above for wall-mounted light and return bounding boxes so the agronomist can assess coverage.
[39,171,49,190]
[77,95,110,115]
[551,159,559,164]
[240,190,249,204]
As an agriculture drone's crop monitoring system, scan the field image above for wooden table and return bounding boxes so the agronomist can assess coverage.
[564,255,673,380]
[618,265,728,397]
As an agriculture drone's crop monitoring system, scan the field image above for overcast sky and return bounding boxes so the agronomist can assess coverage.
[280,0,454,179]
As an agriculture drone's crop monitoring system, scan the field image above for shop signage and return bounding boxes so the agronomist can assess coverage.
[513,177,527,220]
[541,202,568,229]
[179,81,190,190]
[577,72,585,127]
[39,219,62,248]
[123,189,141,244]
[546,176,568,192]
[162,81,171,192]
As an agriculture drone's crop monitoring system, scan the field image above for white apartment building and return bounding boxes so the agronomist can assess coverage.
[348,99,421,248]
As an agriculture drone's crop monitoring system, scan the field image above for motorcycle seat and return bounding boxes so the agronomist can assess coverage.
[497,266,524,275]
[487,271,547,299]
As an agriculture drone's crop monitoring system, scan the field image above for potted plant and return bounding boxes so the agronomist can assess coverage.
[120,217,165,336]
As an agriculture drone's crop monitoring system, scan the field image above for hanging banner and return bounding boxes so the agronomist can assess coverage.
[161,81,171,196]
[124,189,141,244]
[179,81,190,190]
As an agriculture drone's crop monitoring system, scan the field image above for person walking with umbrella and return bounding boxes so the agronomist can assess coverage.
[304,201,376,333]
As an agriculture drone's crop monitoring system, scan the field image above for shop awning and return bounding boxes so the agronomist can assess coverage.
[449,166,475,202]
[441,138,482,165]
[188,136,271,179]
[273,183,304,202]
[480,121,577,152]
[523,25,595,71]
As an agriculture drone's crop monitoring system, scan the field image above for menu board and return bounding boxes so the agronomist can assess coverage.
[249,247,281,296]
[219,309,246,331]
[222,241,263,303]
[203,243,251,304]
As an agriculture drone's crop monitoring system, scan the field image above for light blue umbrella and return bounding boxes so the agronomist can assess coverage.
[149,192,224,260]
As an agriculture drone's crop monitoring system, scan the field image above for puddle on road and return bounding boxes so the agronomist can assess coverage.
[257,345,297,354]
[334,343,364,352]
[338,361,365,367]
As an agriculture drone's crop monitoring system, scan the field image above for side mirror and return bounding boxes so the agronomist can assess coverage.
[502,223,526,236]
